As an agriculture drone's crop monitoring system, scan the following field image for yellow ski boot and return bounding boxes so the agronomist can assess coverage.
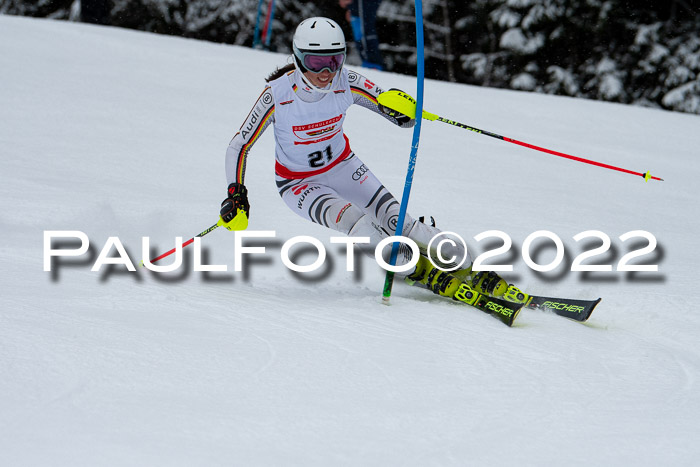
[406,255,461,298]
[406,257,522,325]
[455,268,530,305]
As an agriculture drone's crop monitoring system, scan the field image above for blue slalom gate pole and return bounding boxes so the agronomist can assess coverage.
[382,0,425,303]
[252,0,264,49]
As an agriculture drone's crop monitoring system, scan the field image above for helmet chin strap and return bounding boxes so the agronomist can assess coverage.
[293,58,339,94]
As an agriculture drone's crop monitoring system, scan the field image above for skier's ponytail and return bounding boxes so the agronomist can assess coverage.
[266,63,295,83]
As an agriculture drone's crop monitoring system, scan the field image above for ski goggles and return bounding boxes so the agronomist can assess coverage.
[296,49,346,73]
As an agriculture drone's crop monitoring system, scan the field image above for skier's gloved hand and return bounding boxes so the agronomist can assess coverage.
[219,183,250,231]
[379,89,415,126]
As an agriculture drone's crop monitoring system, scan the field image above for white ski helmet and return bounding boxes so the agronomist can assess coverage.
[293,17,346,77]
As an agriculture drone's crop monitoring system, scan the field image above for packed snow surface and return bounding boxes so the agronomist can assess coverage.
[1,15,699,466]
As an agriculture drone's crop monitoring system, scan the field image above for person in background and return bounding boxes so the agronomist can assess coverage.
[316,0,355,43]
[348,0,384,70]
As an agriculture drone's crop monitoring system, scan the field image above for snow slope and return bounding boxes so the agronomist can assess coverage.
[1,15,700,466]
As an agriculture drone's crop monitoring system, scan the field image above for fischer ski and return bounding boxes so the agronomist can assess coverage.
[406,279,523,326]
[472,294,523,327]
[452,290,596,325]
[453,284,523,326]
[523,295,601,322]
[405,272,596,325]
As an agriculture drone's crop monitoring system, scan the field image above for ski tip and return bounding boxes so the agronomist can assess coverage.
[581,297,603,322]
[508,305,524,327]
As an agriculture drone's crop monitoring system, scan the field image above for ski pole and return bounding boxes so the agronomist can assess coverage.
[377,90,664,182]
[143,210,248,266]
[382,0,426,304]
[143,222,220,266]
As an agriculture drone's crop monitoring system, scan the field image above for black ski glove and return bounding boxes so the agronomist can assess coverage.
[220,183,250,224]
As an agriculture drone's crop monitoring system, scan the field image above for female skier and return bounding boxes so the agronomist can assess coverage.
[219,17,527,306]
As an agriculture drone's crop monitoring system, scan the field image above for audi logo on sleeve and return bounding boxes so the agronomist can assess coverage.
[352,164,369,181]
